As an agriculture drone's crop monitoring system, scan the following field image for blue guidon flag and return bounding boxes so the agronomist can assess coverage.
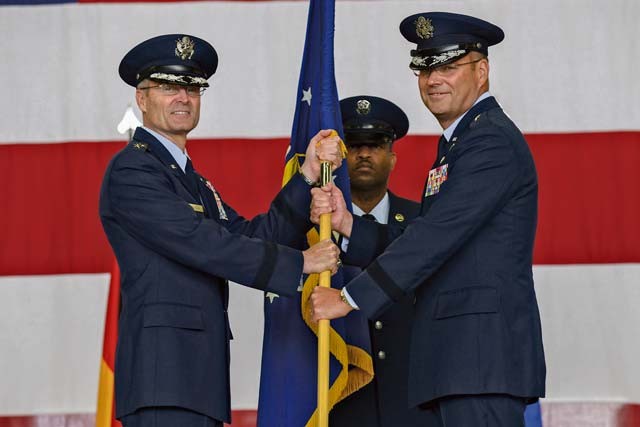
[257,1,373,426]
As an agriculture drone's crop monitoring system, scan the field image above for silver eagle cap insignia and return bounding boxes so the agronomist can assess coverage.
[415,16,434,40]
[175,36,195,60]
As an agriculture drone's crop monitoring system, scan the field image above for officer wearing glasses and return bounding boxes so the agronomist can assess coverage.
[100,34,343,427]
[309,12,546,426]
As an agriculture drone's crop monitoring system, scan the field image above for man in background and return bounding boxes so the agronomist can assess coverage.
[330,95,428,427]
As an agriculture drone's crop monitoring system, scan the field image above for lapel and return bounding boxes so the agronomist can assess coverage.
[419,96,501,215]
[132,127,200,201]
[188,169,230,310]
[193,170,216,219]
[192,168,228,222]
[388,192,414,226]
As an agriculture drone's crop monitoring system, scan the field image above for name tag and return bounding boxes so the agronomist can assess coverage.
[189,203,204,213]
[425,164,448,197]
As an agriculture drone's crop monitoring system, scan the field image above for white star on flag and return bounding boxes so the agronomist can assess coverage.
[301,87,312,106]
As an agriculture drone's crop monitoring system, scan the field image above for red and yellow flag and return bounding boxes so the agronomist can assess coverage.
[96,259,122,427]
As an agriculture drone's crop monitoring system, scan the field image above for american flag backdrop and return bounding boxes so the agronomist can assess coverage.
[0,0,639,426]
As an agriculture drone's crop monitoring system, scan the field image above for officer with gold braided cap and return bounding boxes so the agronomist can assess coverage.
[309,12,546,427]
[101,34,344,427]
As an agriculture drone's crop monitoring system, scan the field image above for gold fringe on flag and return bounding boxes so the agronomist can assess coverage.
[282,149,374,426]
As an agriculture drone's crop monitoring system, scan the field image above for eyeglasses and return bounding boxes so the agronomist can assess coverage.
[138,83,206,97]
[413,58,484,78]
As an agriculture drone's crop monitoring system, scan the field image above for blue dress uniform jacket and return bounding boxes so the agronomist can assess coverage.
[343,97,546,409]
[99,128,313,423]
[331,193,431,427]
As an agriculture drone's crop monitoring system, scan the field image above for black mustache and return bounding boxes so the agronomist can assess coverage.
[355,160,374,169]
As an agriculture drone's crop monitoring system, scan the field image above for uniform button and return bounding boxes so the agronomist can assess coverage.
[377,350,386,360]
[374,321,383,330]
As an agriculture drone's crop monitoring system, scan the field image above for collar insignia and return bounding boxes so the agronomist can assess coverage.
[175,36,195,60]
[132,142,148,150]
[356,99,371,115]
[394,213,405,222]
[415,16,434,39]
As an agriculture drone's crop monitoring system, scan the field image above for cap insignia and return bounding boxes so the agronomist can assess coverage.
[356,99,371,115]
[175,36,195,61]
[415,16,434,39]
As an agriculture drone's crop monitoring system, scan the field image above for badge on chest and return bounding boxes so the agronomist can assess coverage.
[425,163,448,197]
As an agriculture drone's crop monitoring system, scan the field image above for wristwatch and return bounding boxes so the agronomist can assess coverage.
[299,169,318,187]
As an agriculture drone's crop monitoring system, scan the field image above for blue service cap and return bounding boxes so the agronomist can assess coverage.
[119,34,218,87]
[340,96,409,144]
[399,12,504,70]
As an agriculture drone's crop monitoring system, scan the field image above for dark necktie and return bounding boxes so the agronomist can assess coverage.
[185,158,201,198]
[420,135,448,215]
[436,134,448,163]
[360,213,377,222]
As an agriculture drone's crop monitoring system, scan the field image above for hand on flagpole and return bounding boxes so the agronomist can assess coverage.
[310,287,353,321]
[311,182,353,237]
[302,239,340,275]
[300,129,345,183]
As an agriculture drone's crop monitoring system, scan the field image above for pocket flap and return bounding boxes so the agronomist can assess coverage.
[143,303,205,330]
[434,286,499,319]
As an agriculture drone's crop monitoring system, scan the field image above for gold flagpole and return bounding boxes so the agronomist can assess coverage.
[317,160,332,427]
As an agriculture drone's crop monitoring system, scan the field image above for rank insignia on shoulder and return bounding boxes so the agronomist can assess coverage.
[132,142,148,150]
[394,213,405,222]
[425,163,448,197]
[470,114,483,128]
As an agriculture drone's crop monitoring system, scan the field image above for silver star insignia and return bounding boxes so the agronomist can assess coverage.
[301,87,312,106]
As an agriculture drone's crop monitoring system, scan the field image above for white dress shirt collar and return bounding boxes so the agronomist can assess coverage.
[142,126,189,172]
[352,192,390,225]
